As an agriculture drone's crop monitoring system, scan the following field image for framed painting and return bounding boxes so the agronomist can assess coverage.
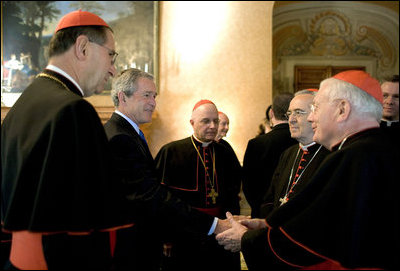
[1,1,159,108]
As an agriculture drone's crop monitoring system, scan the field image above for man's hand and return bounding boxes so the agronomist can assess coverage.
[215,212,248,252]
[232,215,251,222]
[214,217,231,234]
[214,214,250,234]
[240,218,268,230]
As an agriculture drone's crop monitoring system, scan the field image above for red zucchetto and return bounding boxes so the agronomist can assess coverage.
[55,10,110,33]
[333,70,383,104]
[193,100,216,111]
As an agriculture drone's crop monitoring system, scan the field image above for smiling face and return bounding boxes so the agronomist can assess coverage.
[120,77,157,125]
[191,103,219,142]
[307,88,341,150]
[288,94,315,145]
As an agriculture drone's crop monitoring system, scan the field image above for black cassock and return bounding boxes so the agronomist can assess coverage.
[242,128,400,270]
[243,123,297,218]
[260,143,330,218]
[155,136,241,271]
[1,69,131,269]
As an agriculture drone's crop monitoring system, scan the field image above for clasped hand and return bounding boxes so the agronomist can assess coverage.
[215,212,267,253]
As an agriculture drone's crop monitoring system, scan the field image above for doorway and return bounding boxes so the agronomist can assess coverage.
[294,65,365,92]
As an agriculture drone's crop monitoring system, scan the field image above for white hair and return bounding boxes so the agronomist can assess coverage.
[319,78,383,122]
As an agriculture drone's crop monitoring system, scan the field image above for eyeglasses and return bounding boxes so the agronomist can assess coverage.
[89,41,118,65]
[310,103,318,113]
[285,109,308,119]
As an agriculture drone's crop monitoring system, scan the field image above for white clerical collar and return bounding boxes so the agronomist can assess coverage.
[192,134,212,147]
[115,110,140,135]
[46,65,84,96]
[382,119,399,127]
[299,141,316,151]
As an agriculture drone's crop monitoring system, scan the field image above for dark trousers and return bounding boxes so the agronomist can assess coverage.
[112,224,163,271]
[160,235,241,271]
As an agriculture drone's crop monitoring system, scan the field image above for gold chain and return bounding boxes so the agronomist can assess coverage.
[191,136,216,189]
[37,73,70,92]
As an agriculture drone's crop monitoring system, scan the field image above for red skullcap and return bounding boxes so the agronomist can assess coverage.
[333,70,383,104]
[55,10,110,33]
[307,88,318,92]
[193,100,216,111]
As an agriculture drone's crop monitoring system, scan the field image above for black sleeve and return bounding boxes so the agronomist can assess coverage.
[242,227,322,270]
[108,134,215,237]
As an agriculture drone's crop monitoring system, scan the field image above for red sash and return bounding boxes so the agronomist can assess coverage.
[193,207,222,217]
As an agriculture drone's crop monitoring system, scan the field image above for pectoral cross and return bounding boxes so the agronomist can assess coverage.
[279,196,288,206]
[209,188,218,204]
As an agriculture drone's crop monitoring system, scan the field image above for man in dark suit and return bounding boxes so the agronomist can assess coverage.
[242,92,297,218]
[103,69,230,271]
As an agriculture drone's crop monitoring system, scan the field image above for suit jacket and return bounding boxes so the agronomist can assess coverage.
[242,123,297,217]
[104,113,217,270]
[104,113,214,234]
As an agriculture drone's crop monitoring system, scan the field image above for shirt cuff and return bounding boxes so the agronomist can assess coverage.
[208,217,219,235]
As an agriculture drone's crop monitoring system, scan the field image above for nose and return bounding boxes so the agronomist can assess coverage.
[288,114,297,123]
[307,111,314,123]
[384,96,394,104]
[109,64,117,78]
[149,96,156,108]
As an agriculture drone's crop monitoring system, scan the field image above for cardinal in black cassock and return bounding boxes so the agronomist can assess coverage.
[238,71,400,270]
[155,100,241,271]
[1,10,134,270]
[260,142,330,218]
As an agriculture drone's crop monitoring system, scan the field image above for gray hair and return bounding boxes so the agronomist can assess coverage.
[320,78,383,122]
[295,89,317,97]
[111,68,154,106]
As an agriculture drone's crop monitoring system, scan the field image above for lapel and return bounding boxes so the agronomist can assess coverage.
[110,113,152,159]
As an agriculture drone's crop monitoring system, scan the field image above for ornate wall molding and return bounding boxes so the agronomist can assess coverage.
[273,1,399,94]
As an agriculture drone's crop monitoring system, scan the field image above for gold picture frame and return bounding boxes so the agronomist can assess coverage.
[1,1,159,109]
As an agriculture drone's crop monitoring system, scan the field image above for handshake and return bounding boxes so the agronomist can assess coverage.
[214,212,268,252]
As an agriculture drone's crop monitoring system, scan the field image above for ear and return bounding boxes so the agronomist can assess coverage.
[75,35,90,61]
[118,91,126,104]
[269,109,276,126]
[269,109,275,119]
[336,99,351,122]
[190,119,194,127]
